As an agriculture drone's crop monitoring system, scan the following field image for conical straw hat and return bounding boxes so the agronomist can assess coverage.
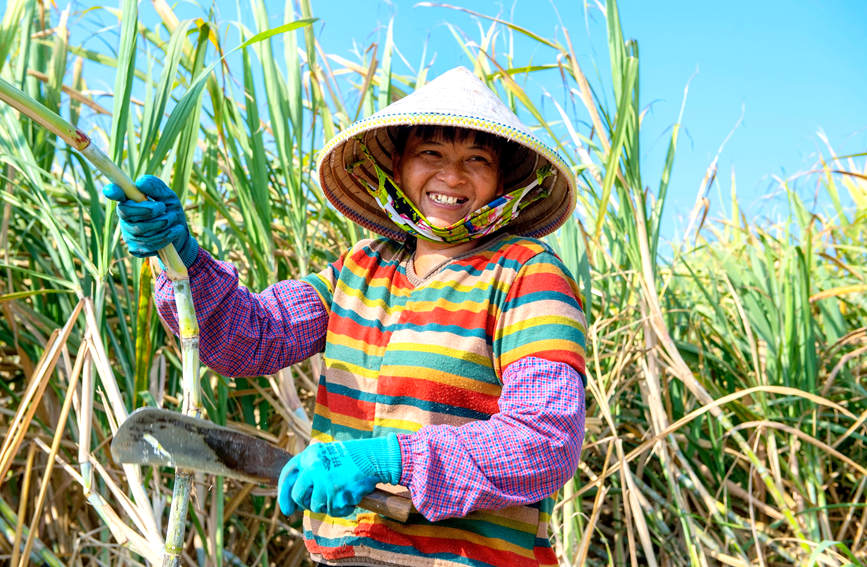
[317,66,576,242]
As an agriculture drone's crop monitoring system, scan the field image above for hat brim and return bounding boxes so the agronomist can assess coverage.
[318,111,575,242]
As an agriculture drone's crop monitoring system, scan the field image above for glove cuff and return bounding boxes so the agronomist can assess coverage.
[178,235,199,268]
[343,434,402,485]
[153,236,198,271]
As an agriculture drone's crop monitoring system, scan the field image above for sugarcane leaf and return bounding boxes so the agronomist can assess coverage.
[110,0,137,166]
[0,289,74,303]
[149,18,316,171]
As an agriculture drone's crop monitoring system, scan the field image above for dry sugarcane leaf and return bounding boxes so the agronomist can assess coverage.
[0,299,84,484]
[19,332,87,566]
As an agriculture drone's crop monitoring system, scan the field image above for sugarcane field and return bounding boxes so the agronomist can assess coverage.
[0,0,865,565]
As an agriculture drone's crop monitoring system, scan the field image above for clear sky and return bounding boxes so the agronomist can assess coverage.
[68,1,867,239]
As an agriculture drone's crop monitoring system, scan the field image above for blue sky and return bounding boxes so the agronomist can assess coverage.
[70,1,866,240]
[303,1,867,237]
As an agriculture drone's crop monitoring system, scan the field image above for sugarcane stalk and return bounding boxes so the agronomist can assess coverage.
[0,75,202,565]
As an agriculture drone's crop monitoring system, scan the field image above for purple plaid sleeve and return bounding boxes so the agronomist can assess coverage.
[155,248,328,377]
[397,356,586,522]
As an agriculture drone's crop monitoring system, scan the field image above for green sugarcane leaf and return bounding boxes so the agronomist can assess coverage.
[594,56,638,240]
[378,18,394,110]
[237,18,317,51]
[171,22,210,203]
[110,0,137,167]
[241,30,271,227]
[0,289,74,303]
[0,2,28,74]
[133,261,152,409]
[136,20,192,179]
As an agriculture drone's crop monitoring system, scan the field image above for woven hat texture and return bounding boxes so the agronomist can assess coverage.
[317,66,576,242]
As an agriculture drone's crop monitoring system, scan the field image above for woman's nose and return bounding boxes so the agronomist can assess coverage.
[437,160,467,186]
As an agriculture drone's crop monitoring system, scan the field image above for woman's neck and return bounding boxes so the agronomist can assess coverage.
[411,238,482,279]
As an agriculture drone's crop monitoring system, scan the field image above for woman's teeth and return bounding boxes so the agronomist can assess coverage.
[429,193,464,205]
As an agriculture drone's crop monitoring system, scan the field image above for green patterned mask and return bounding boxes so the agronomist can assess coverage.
[348,140,553,244]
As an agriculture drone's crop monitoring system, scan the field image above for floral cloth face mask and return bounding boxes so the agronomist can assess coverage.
[347,139,553,244]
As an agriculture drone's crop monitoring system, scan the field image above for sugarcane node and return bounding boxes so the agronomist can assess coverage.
[71,127,90,148]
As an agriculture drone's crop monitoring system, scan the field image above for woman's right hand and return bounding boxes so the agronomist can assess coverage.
[103,175,198,268]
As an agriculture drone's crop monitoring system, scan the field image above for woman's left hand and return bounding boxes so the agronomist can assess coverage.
[277,434,402,517]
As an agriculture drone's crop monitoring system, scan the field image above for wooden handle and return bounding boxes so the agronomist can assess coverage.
[360,489,416,523]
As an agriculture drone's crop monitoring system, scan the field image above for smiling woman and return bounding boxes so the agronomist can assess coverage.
[132,65,588,567]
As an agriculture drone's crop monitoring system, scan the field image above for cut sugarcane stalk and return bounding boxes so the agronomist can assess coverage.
[0,75,201,565]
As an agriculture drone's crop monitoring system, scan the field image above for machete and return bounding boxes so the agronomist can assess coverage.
[111,407,414,522]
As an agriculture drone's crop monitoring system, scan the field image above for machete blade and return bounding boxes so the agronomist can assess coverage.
[110,407,416,522]
[110,407,289,485]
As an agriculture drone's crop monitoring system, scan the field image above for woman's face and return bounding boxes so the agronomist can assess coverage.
[392,130,502,229]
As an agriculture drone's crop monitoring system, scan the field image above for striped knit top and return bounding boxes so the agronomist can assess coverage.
[299,233,586,566]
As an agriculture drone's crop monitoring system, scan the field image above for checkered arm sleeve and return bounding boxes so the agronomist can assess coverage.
[154,248,329,377]
[398,356,586,522]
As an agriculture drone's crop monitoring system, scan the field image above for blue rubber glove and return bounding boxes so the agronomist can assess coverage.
[277,434,402,517]
[102,175,198,268]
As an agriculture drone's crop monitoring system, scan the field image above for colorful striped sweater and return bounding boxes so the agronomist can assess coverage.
[154,233,586,567]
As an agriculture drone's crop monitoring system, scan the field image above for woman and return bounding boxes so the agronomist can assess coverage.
[106,67,586,567]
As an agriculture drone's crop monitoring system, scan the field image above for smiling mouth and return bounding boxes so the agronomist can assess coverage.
[428,192,468,206]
